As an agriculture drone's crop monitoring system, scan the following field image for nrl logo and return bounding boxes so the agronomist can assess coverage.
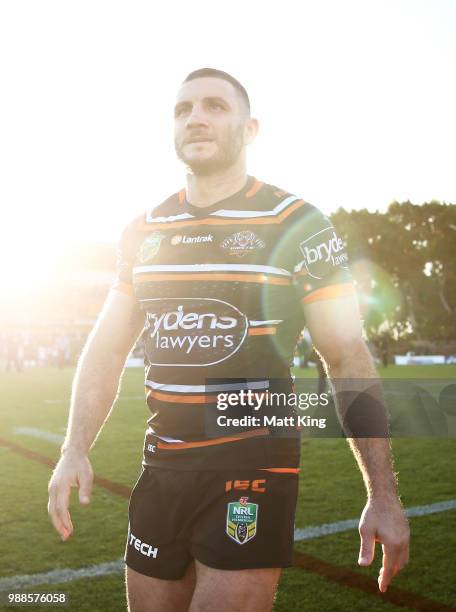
[226,497,258,545]
[139,232,165,263]
[221,231,265,258]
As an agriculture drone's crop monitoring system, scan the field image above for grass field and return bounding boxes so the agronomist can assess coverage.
[0,365,455,611]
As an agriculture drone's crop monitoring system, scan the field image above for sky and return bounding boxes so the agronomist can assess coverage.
[0,0,455,290]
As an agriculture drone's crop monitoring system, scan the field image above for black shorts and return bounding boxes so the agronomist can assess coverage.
[124,466,299,580]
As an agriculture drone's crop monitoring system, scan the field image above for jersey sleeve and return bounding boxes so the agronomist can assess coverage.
[284,202,356,305]
[111,216,143,298]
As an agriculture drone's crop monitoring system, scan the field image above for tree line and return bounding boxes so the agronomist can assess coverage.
[331,201,456,342]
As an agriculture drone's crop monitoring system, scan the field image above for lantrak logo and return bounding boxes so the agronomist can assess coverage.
[299,227,348,279]
[128,532,159,558]
[144,298,248,366]
[171,234,213,245]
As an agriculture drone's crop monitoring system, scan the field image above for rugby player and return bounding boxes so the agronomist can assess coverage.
[48,68,410,611]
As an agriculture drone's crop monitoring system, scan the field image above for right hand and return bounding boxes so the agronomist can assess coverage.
[358,496,410,592]
[47,451,93,541]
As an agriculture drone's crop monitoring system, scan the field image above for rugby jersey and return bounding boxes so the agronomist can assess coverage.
[114,176,355,469]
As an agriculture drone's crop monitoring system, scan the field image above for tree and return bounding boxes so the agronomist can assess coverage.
[331,201,456,341]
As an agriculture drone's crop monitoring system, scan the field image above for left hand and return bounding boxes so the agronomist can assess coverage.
[358,496,410,592]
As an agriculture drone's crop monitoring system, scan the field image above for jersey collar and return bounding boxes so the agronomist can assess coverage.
[182,176,259,218]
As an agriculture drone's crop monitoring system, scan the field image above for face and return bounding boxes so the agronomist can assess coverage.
[174,77,254,176]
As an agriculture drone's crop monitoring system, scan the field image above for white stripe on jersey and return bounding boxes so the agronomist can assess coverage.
[293,261,306,273]
[209,195,299,218]
[153,435,185,443]
[133,263,292,276]
[145,429,186,443]
[146,211,194,223]
[248,320,284,326]
[145,195,300,223]
[145,380,270,393]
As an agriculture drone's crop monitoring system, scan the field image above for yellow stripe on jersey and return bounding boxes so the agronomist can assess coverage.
[301,283,356,304]
[145,388,219,404]
[248,327,277,336]
[135,273,291,285]
[156,427,270,450]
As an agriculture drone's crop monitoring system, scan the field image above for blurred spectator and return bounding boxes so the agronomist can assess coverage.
[5,333,24,372]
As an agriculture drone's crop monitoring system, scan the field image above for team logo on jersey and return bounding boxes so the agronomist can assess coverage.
[221,231,265,257]
[171,235,182,245]
[171,234,213,246]
[139,232,165,263]
[144,298,248,367]
[226,497,258,545]
[298,227,348,279]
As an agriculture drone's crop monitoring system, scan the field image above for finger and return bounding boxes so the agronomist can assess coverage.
[47,491,71,540]
[78,469,93,505]
[378,563,399,586]
[54,483,74,539]
[394,545,410,573]
[358,526,376,566]
[379,544,398,593]
[50,502,73,540]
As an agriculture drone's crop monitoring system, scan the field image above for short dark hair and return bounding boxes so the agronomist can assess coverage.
[183,68,251,115]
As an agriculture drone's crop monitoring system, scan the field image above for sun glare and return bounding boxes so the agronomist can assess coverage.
[0,237,58,296]
[0,232,112,298]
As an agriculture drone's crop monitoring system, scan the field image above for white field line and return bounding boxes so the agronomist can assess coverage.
[0,499,455,592]
[294,499,456,541]
[43,396,144,405]
[14,418,141,445]
[0,559,124,592]
[13,427,64,445]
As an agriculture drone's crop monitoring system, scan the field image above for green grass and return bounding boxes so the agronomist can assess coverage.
[0,365,455,611]
[293,364,456,379]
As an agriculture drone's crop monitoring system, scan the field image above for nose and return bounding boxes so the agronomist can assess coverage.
[186,103,209,128]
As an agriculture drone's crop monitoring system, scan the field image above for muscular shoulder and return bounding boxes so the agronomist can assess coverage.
[120,190,183,236]
[252,180,330,232]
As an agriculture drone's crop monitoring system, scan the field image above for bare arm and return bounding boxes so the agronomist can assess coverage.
[48,289,144,540]
[305,294,409,592]
[63,290,144,454]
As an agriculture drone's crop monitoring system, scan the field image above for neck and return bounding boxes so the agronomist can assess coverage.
[185,158,248,208]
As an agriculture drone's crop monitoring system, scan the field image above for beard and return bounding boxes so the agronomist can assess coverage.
[174,123,244,176]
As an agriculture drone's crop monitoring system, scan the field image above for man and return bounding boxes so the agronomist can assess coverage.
[48,68,409,611]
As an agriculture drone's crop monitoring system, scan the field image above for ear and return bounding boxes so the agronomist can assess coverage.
[243,117,259,145]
